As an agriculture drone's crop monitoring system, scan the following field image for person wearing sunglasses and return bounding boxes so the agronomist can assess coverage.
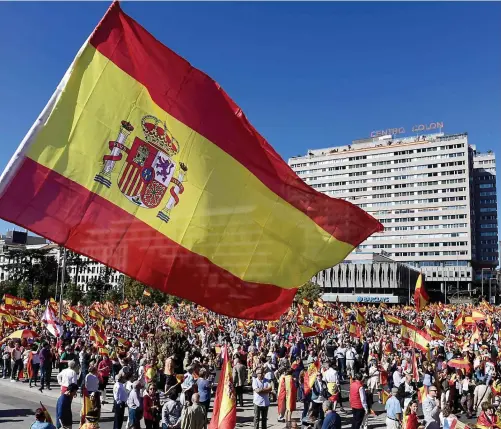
[422,386,440,429]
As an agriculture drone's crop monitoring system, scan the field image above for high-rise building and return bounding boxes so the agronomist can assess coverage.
[288,131,498,299]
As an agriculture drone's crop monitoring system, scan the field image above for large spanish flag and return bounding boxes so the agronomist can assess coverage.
[0,2,382,319]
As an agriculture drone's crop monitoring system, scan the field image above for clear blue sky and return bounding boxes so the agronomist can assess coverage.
[0,1,500,234]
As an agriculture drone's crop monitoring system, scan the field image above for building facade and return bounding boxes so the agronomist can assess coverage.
[0,232,124,291]
[289,132,498,297]
[472,149,498,267]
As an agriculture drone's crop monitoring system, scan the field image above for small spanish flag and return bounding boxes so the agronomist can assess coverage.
[414,274,429,312]
[381,389,390,405]
[119,302,130,312]
[89,308,104,321]
[64,306,86,327]
[3,294,28,311]
[433,314,445,331]
[143,289,151,297]
[299,325,318,338]
[40,402,53,424]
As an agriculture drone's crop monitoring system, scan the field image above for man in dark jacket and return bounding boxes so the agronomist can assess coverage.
[56,383,78,429]
[39,343,53,392]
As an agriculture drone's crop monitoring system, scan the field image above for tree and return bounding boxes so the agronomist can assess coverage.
[63,282,84,306]
[83,277,111,305]
[295,280,322,302]
[123,276,184,304]
[16,281,33,301]
[2,248,58,301]
[104,288,122,304]
[123,277,145,302]
[0,279,18,297]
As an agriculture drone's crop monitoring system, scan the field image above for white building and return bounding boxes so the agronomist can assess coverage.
[289,131,498,295]
[0,231,124,291]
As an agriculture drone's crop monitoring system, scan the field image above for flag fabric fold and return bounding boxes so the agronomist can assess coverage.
[3,294,28,311]
[303,360,320,396]
[414,274,429,312]
[0,1,382,320]
[208,347,236,429]
[41,304,62,337]
[64,306,86,327]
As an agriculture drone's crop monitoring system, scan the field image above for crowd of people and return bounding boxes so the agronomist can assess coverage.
[1,298,501,429]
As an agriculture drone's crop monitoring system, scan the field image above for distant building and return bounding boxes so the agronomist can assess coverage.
[0,231,124,291]
[289,131,498,299]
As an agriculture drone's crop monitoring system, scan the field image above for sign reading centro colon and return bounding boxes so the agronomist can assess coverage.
[370,121,444,138]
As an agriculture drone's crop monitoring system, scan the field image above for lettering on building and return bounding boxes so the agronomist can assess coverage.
[370,122,444,138]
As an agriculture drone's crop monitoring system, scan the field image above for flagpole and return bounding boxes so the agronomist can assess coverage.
[59,248,66,321]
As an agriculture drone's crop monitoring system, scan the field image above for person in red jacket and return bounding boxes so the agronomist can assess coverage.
[143,383,161,429]
[97,356,112,405]
[349,373,368,429]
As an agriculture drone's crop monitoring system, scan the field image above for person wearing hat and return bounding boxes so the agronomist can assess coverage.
[384,387,402,429]
[80,409,100,429]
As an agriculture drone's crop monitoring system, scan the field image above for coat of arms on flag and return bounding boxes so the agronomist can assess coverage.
[94,115,188,223]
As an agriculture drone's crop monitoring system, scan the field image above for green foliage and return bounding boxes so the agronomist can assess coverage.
[123,276,145,302]
[295,280,322,302]
[104,288,122,304]
[123,276,185,305]
[82,277,110,305]
[2,248,58,301]
[63,282,84,306]
[0,279,18,297]
[16,281,33,300]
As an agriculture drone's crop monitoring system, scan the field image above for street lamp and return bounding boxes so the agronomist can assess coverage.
[481,268,491,299]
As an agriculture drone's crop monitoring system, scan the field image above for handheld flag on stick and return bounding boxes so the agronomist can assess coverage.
[304,360,320,396]
[39,402,53,424]
[64,306,86,327]
[414,274,429,312]
[209,347,236,429]
[0,1,382,320]
[3,294,28,311]
[41,303,62,337]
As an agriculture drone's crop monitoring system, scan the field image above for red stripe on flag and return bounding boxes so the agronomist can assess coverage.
[89,2,382,246]
[0,157,296,320]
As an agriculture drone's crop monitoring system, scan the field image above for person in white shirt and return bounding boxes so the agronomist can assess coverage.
[252,368,272,429]
[345,345,357,379]
[323,360,339,396]
[334,345,347,381]
[393,367,403,388]
[113,372,128,429]
[57,360,78,393]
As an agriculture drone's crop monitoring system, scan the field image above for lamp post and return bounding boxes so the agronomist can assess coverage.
[481,268,491,299]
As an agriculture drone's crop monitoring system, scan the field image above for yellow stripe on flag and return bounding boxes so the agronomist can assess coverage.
[25,46,354,289]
